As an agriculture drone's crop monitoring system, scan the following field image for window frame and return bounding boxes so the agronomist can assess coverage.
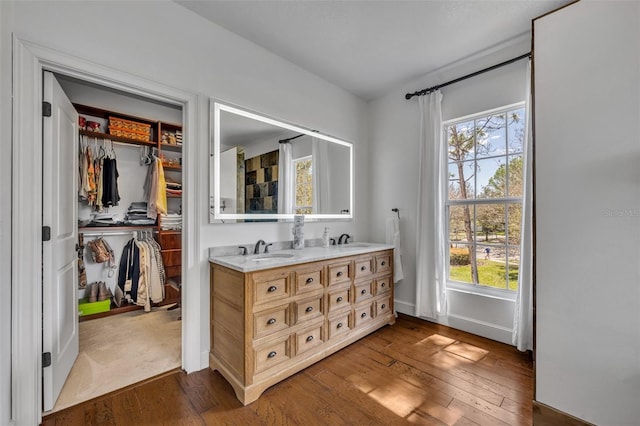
[444,102,525,296]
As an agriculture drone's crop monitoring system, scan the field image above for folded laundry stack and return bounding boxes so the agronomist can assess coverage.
[165,180,182,197]
[124,202,156,226]
[160,211,182,230]
[88,213,122,227]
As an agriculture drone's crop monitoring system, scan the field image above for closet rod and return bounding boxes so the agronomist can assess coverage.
[79,229,157,237]
[404,52,531,100]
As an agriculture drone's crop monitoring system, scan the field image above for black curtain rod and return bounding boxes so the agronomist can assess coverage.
[279,133,305,144]
[404,52,531,100]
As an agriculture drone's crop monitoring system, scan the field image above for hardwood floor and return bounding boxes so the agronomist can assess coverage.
[42,314,533,425]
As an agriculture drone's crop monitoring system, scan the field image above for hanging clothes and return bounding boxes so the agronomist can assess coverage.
[102,156,121,208]
[156,158,168,215]
[144,159,159,220]
[117,233,165,310]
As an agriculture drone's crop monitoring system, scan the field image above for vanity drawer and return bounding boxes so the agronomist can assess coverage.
[376,296,392,317]
[294,323,324,356]
[254,276,289,305]
[328,262,351,286]
[354,301,375,328]
[294,267,323,295]
[354,257,374,279]
[293,295,323,324]
[374,276,392,295]
[376,253,392,274]
[327,287,350,313]
[253,305,290,339]
[353,281,373,303]
[328,312,352,340]
[255,336,290,373]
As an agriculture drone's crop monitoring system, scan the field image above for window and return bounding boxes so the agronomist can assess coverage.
[294,155,313,214]
[445,104,525,291]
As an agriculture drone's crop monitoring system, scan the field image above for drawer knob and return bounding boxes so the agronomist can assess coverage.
[267,318,276,325]
[306,277,314,284]
[361,266,366,271]
[381,261,386,266]
[306,335,314,342]
[381,282,386,288]
[305,306,313,313]
[336,296,343,302]
[361,312,367,318]
[361,289,366,295]
[268,351,277,358]
[381,304,386,309]
[337,271,343,277]
[337,322,343,328]
[267,286,277,293]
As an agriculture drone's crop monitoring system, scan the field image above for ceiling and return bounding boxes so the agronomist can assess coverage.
[176,1,569,101]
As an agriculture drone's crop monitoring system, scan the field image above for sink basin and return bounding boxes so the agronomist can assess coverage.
[251,253,295,261]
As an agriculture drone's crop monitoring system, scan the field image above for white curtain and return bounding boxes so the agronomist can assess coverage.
[312,138,330,213]
[512,61,534,351]
[278,143,293,214]
[415,90,447,319]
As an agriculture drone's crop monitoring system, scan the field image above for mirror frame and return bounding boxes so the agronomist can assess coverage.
[210,100,354,222]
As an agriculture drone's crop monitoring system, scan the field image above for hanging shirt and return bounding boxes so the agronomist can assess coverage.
[156,158,167,215]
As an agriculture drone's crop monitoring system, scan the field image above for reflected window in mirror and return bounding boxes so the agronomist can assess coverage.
[210,101,353,222]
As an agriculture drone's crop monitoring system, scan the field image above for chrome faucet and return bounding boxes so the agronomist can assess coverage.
[254,239,266,254]
[337,233,351,245]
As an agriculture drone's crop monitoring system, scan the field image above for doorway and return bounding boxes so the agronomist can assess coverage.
[10,37,201,425]
[42,71,185,413]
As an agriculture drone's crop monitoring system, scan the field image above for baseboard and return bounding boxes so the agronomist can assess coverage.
[393,299,415,316]
[200,350,210,370]
[533,401,594,426]
[444,313,513,345]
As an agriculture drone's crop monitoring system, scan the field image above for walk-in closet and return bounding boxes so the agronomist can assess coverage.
[45,73,184,413]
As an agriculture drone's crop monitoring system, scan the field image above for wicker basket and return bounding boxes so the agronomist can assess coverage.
[108,116,151,141]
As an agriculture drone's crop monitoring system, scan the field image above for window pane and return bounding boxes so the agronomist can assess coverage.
[476,156,507,198]
[449,205,475,243]
[295,159,313,208]
[478,245,507,289]
[475,114,506,158]
[448,161,474,199]
[507,203,522,245]
[507,108,526,154]
[449,244,475,284]
[507,155,523,197]
[476,204,506,244]
[447,120,475,162]
[508,247,520,291]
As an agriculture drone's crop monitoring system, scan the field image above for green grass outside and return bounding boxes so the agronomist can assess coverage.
[449,259,519,291]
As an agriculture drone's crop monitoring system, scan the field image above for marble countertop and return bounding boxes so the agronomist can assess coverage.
[209,242,394,272]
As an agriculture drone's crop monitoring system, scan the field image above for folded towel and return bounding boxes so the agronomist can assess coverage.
[386,212,404,283]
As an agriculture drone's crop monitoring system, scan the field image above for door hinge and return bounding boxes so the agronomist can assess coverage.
[42,352,51,368]
[42,226,51,242]
[42,101,52,117]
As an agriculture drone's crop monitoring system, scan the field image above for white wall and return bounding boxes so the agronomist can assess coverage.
[534,1,640,424]
[367,37,530,342]
[0,1,368,422]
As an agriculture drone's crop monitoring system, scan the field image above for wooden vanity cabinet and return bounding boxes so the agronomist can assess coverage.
[209,249,394,405]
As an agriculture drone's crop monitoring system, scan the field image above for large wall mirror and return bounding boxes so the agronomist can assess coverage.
[210,101,354,222]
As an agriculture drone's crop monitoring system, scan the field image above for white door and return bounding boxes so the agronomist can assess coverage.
[42,71,79,411]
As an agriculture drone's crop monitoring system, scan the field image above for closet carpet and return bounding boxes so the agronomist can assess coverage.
[49,305,182,414]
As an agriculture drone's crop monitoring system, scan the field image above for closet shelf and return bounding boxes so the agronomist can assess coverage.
[160,143,182,152]
[79,129,157,148]
[79,225,157,233]
[163,165,182,172]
